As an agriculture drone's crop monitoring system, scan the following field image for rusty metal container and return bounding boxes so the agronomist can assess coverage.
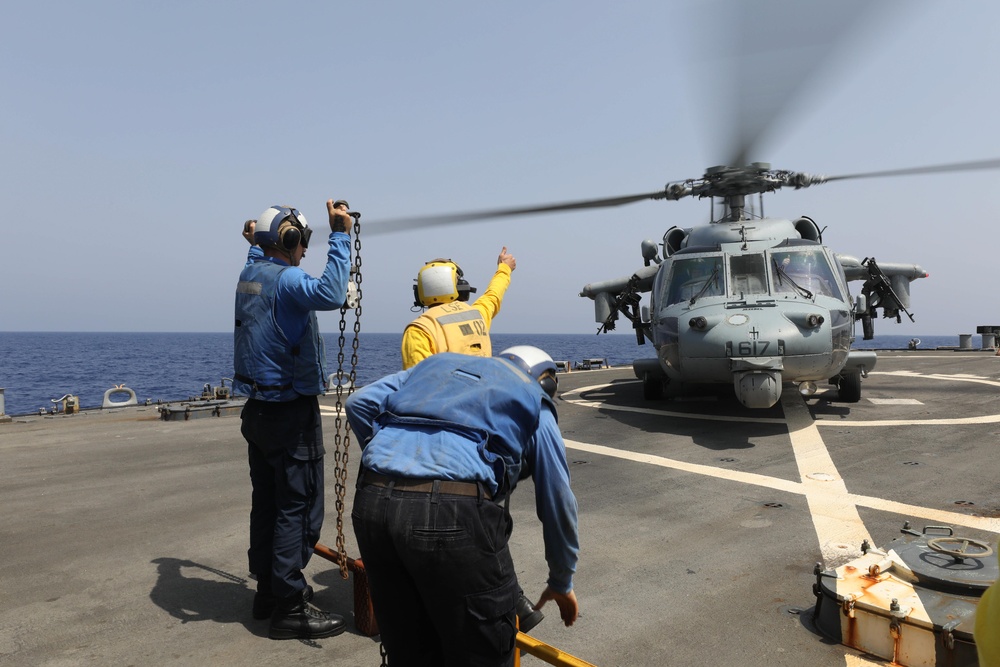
[813,524,996,666]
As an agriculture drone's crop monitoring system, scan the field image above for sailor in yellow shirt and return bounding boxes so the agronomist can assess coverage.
[977,546,1000,667]
[402,247,516,369]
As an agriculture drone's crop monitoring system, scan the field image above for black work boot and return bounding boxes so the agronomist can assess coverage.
[253,584,314,620]
[516,594,544,633]
[268,588,346,640]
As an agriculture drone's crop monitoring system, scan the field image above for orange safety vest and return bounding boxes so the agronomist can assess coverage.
[408,301,492,358]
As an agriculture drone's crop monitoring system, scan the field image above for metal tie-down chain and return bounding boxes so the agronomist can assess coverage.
[332,217,363,580]
[328,218,386,667]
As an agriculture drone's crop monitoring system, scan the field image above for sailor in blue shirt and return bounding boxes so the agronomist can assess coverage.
[234,200,355,641]
[346,346,580,667]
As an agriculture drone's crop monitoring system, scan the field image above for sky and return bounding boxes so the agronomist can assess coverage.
[2,1,998,337]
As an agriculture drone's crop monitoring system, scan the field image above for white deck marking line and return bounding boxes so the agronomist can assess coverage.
[564,367,1000,666]
[561,399,788,424]
[563,379,1000,426]
[871,369,1000,388]
[561,383,787,424]
[561,376,1000,533]
[874,354,999,360]
[563,377,1000,534]
[816,414,1000,426]
[562,439,1000,534]
[780,391,872,563]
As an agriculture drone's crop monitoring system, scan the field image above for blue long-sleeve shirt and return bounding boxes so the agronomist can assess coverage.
[245,245,264,266]
[345,365,580,593]
[246,232,351,346]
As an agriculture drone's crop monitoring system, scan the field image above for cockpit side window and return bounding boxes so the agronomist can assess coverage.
[770,250,844,299]
[662,256,724,306]
[728,254,768,296]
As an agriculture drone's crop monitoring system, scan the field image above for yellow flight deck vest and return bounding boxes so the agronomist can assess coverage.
[408,301,492,359]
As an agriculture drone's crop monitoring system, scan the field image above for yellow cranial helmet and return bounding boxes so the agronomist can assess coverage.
[415,260,460,306]
[414,259,474,307]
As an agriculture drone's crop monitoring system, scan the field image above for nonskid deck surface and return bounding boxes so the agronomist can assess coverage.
[1,351,997,666]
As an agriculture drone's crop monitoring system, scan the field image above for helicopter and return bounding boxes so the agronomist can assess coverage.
[368,156,997,409]
[361,3,1000,409]
[577,162,933,408]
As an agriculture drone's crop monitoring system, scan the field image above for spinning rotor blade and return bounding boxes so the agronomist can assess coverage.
[364,190,667,236]
[715,0,893,168]
[822,158,1000,183]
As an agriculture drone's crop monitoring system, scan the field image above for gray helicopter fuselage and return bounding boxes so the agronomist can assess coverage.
[649,243,854,382]
[581,208,925,408]
[638,217,859,408]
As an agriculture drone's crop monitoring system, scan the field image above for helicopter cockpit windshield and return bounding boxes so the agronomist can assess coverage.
[770,249,843,299]
[660,248,847,309]
[729,254,768,297]
[663,256,724,306]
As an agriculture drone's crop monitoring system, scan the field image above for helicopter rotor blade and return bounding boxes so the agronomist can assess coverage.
[715,0,894,168]
[821,158,1000,183]
[363,190,668,236]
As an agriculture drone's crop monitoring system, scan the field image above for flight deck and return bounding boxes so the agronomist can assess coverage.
[1,350,997,666]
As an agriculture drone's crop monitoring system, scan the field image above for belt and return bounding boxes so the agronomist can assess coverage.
[362,470,491,500]
[234,372,292,392]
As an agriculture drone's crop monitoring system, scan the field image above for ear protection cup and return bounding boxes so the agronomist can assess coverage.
[278,221,301,251]
[452,261,477,302]
[539,374,558,398]
[413,284,421,308]
[456,278,473,302]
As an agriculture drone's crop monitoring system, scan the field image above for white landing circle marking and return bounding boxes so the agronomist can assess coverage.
[817,369,1000,426]
[560,375,1000,555]
[561,365,1000,667]
[871,369,1000,388]
[560,382,787,424]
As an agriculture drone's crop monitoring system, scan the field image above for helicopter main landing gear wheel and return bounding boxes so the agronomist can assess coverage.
[837,368,862,403]
[642,372,663,400]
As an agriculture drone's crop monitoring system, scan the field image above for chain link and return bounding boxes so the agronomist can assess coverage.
[330,218,384,665]
[332,216,363,580]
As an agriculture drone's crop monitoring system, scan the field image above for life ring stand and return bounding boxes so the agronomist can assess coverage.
[103,384,138,409]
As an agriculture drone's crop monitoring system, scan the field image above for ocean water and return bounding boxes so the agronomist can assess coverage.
[0,332,638,416]
[0,331,976,417]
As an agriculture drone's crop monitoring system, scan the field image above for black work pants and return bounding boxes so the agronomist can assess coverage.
[352,480,520,667]
[242,395,324,600]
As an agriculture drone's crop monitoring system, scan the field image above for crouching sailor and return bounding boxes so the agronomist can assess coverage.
[345,347,581,665]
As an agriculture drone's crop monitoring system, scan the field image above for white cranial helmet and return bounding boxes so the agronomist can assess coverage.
[497,346,559,398]
[254,205,311,250]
